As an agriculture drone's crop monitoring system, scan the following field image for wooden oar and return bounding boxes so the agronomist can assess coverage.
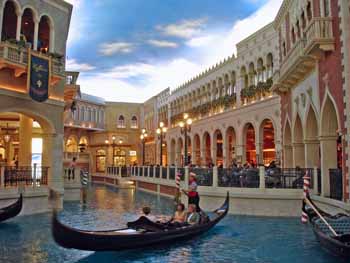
[304,198,338,237]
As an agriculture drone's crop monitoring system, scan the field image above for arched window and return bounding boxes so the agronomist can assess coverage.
[131,116,138,128]
[38,15,51,52]
[1,0,18,41]
[21,8,35,47]
[117,115,125,128]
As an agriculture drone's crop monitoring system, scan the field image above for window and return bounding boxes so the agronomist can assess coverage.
[117,115,126,128]
[323,0,330,17]
[80,107,85,121]
[131,116,138,128]
[96,149,106,173]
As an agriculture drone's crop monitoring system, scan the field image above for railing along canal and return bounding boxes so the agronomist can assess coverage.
[1,165,48,188]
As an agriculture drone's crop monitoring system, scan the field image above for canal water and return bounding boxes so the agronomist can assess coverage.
[0,185,344,263]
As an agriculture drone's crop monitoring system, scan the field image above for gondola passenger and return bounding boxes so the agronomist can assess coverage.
[171,203,186,224]
[142,207,156,221]
[186,204,200,225]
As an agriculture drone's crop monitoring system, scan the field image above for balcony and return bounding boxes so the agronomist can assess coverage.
[0,41,65,86]
[64,115,105,131]
[273,17,335,92]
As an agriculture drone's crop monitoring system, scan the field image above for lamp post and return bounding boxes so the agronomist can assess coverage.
[156,122,167,166]
[179,113,192,167]
[140,129,148,165]
[105,136,123,167]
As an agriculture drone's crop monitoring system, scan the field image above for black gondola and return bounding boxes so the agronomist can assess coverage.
[303,195,350,258]
[52,192,229,251]
[0,194,22,223]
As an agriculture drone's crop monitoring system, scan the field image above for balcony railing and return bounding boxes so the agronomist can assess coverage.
[0,41,65,77]
[274,17,334,92]
[1,166,48,188]
[304,17,334,53]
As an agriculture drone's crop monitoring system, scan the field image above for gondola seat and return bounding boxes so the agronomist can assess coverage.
[314,216,350,236]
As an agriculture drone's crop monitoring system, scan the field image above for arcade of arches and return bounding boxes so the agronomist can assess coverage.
[168,118,276,167]
[1,0,54,52]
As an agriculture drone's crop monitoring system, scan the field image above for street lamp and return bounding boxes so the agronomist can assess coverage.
[140,129,148,165]
[156,122,167,166]
[105,136,123,167]
[179,113,192,166]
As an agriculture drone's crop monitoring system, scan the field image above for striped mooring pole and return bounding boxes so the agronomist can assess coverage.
[301,170,311,223]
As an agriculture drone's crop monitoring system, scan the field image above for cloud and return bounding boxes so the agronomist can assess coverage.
[186,35,215,47]
[78,0,283,102]
[156,18,207,39]
[185,0,283,67]
[80,58,202,102]
[147,39,178,48]
[102,63,156,79]
[99,42,135,56]
[66,59,95,72]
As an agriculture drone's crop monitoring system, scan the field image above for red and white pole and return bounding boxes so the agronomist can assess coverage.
[175,172,181,189]
[301,170,311,223]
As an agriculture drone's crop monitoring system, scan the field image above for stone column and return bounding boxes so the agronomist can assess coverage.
[235,144,244,164]
[191,138,197,166]
[255,142,263,165]
[33,18,39,50]
[211,134,217,165]
[200,144,206,166]
[304,140,320,168]
[15,11,22,41]
[18,115,33,166]
[320,136,338,197]
[236,76,243,107]
[42,133,64,193]
[292,143,305,168]
[222,135,228,168]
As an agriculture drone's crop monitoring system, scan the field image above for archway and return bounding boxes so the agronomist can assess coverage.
[320,96,341,197]
[1,0,18,41]
[244,123,256,165]
[305,106,320,167]
[21,8,35,46]
[193,134,201,166]
[293,114,305,167]
[203,132,211,166]
[283,120,293,168]
[213,129,223,166]
[225,127,236,167]
[0,111,56,188]
[260,119,276,165]
[38,15,52,52]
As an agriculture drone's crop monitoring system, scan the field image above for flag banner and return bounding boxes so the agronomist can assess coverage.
[28,52,51,102]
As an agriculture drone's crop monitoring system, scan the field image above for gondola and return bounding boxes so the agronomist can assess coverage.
[303,195,350,258]
[0,194,22,223]
[52,192,229,251]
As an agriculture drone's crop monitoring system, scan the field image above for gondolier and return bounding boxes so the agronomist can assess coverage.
[182,172,200,212]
